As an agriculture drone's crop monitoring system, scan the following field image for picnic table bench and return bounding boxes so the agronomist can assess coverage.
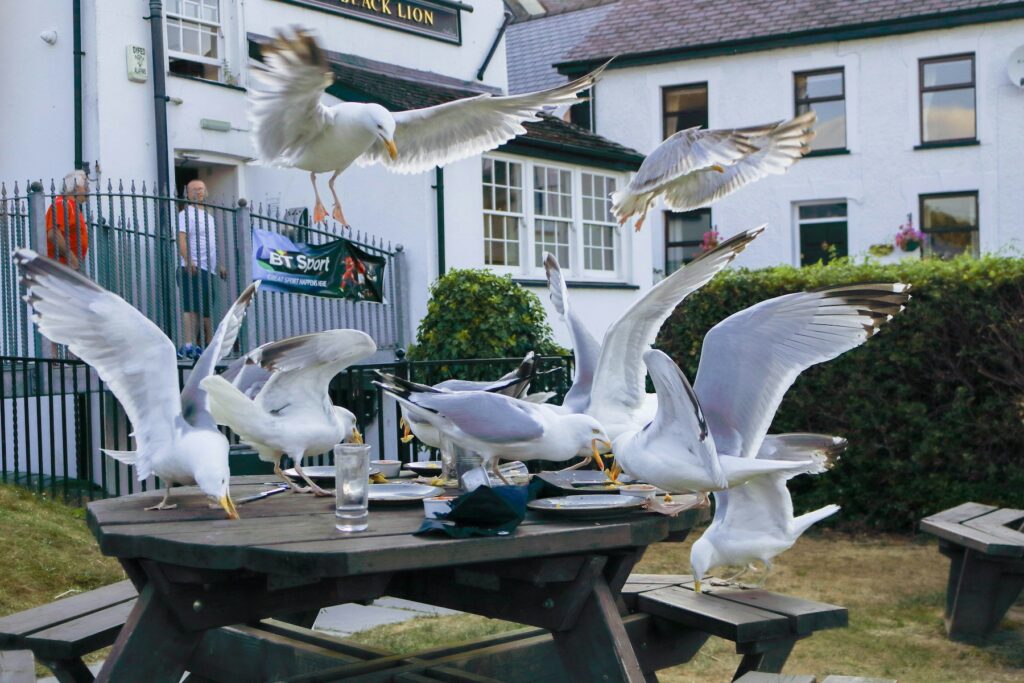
[920,502,1024,639]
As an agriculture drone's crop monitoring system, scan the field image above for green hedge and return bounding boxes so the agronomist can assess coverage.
[407,268,566,382]
[656,255,1024,531]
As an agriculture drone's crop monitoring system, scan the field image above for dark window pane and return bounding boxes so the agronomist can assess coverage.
[666,210,711,243]
[665,245,702,275]
[923,58,972,88]
[925,230,978,259]
[798,202,846,220]
[799,71,843,99]
[922,89,975,141]
[495,161,507,185]
[482,158,493,184]
[800,221,848,266]
[923,195,977,230]
[663,84,708,138]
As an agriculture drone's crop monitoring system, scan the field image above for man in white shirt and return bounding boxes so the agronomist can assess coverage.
[177,180,227,358]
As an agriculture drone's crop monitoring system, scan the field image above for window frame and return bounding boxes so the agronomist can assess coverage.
[166,0,224,80]
[918,53,977,146]
[664,209,711,275]
[481,154,627,283]
[580,172,618,276]
[661,81,709,140]
[793,67,847,154]
[919,190,980,258]
[481,157,525,270]
[794,199,849,267]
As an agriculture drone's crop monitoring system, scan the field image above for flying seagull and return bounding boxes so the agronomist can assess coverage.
[543,253,602,414]
[375,374,611,483]
[690,435,846,592]
[250,27,609,226]
[612,112,816,231]
[202,329,377,495]
[15,249,258,518]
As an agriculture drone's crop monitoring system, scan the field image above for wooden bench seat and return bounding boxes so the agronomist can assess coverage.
[623,574,847,682]
[0,580,137,683]
[920,502,1024,639]
[735,675,897,683]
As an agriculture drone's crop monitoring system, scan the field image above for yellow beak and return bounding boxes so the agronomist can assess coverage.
[384,138,398,160]
[400,417,414,444]
[351,427,364,444]
[710,164,726,173]
[220,495,240,520]
[694,578,702,594]
[591,439,607,471]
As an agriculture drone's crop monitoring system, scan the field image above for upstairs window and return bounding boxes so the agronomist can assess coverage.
[166,0,223,81]
[663,83,708,138]
[921,192,979,258]
[919,54,976,144]
[533,166,573,267]
[581,173,617,273]
[795,68,846,152]
[482,158,523,267]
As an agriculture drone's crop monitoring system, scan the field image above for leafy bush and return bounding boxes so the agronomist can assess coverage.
[657,255,1024,531]
[407,269,566,382]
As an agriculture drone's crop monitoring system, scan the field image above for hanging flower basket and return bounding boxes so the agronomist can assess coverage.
[894,222,924,253]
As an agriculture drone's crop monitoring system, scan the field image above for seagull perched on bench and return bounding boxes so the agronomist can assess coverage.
[202,329,377,495]
[249,27,609,226]
[15,249,257,519]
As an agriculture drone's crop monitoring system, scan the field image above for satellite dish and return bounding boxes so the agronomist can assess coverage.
[1010,45,1024,88]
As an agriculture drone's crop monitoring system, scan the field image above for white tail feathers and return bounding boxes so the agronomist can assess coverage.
[102,449,137,465]
[200,374,270,446]
[792,504,840,537]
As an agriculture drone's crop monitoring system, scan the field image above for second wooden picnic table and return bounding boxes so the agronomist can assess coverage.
[86,475,706,682]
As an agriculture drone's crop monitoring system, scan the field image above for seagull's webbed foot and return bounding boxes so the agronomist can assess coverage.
[313,200,328,224]
[145,489,177,511]
[275,462,308,493]
[332,203,350,228]
[558,456,591,472]
[491,459,513,486]
[293,460,333,497]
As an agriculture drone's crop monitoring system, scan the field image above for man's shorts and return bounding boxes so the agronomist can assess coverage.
[180,268,213,317]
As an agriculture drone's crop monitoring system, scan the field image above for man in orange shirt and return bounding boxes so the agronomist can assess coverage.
[45,170,90,271]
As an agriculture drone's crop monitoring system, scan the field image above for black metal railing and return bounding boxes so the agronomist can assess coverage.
[0,354,574,504]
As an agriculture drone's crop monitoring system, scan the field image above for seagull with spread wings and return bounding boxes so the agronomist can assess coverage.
[250,27,608,226]
[201,329,377,495]
[15,249,257,518]
[612,112,816,231]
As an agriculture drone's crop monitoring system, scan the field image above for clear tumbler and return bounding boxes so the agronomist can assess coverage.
[334,443,370,532]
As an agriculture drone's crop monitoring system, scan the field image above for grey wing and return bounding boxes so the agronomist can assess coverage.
[545,252,601,413]
[713,469,794,537]
[410,391,545,444]
[587,226,764,422]
[356,63,608,174]
[254,329,377,413]
[220,357,272,399]
[626,126,764,196]
[181,282,259,427]
[661,112,816,212]
[249,28,334,165]
[694,283,910,459]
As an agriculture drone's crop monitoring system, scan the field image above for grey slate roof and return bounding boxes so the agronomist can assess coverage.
[561,0,1024,66]
[506,0,619,22]
[507,2,619,94]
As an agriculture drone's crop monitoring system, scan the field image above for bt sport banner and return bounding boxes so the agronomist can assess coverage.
[251,228,386,303]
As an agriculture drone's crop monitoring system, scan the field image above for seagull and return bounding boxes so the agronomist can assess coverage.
[690,435,847,593]
[543,252,602,414]
[585,226,765,441]
[375,374,611,483]
[612,112,816,231]
[201,329,377,495]
[250,27,608,226]
[14,249,257,519]
[396,351,548,449]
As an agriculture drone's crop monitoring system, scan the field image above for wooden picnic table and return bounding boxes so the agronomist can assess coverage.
[87,475,705,683]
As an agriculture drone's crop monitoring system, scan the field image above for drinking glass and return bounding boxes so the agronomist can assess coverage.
[334,443,370,532]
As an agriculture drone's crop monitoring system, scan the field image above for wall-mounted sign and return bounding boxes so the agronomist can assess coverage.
[279,0,463,44]
[126,45,148,82]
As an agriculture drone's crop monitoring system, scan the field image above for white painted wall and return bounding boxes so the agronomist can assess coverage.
[593,20,1024,271]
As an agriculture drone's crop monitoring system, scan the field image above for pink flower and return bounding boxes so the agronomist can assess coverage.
[701,228,721,252]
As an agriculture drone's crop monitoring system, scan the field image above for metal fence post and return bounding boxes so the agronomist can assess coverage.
[393,244,407,350]
[27,182,47,358]
[235,198,254,350]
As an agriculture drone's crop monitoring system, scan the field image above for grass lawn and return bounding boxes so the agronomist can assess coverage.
[350,529,1024,683]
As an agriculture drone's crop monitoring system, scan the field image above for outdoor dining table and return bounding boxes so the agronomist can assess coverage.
[86,475,706,683]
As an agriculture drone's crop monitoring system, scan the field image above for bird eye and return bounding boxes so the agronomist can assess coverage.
[592,428,601,435]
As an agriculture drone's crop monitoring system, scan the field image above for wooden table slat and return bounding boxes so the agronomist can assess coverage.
[23,600,135,660]
[0,580,136,642]
[920,518,1024,558]
[701,588,847,635]
[636,585,791,642]
[922,502,998,525]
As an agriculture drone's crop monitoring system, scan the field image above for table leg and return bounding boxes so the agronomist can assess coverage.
[550,574,647,683]
[95,582,203,683]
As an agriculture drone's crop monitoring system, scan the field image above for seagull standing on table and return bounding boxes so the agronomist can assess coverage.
[15,249,257,519]
[201,329,377,495]
[250,27,609,226]
[612,112,816,231]
[374,375,612,483]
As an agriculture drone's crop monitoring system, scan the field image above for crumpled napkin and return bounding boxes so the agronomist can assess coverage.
[415,482,537,538]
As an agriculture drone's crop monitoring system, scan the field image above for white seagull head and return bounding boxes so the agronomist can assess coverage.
[362,103,398,160]
[690,534,718,594]
[565,414,612,468]
[192,434,238,519]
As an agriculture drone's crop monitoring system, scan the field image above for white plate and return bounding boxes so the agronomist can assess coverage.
[527,494,644,519]
[368,483,445,504]
[403,461,444,477]
[283,466,380,481]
